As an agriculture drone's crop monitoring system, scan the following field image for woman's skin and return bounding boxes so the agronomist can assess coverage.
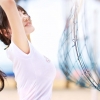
[0,0,34,53]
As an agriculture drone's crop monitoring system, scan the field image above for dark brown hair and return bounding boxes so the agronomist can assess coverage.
[0,5,28,45]
[0,5,28,91]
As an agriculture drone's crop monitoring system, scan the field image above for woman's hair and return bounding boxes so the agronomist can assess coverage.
[0,5,28,91]
[0,71,6,91]
[0,5,28,46]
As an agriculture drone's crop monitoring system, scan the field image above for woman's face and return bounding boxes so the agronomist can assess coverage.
[19,10,35,36]
[1,10,34,40]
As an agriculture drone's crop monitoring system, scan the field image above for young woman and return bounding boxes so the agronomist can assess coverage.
[0,0,56,100]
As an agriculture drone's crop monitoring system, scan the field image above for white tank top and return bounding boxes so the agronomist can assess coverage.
[6,41,56,100]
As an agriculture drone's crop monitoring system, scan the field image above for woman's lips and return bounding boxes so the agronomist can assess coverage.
[24,22,32,27]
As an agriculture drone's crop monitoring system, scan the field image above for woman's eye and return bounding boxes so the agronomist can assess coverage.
[24,12,26,15]
[22,11,26,15]
[23,13,26,15]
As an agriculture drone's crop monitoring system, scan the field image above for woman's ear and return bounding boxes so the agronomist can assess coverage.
[2,29,7,37]
[0,29,11,39]
[0,30,2,34]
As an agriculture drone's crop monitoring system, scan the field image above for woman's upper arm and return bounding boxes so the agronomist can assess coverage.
[0,0,30,54]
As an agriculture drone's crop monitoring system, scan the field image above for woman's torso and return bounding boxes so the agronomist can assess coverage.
[6,41,56,100]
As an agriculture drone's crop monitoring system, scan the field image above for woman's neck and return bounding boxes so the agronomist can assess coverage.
[27,35,31,42]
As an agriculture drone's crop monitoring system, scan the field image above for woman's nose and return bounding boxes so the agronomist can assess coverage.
[23,15,29,22]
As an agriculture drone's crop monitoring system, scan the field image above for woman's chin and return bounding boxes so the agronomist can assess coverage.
[26,27,35,35]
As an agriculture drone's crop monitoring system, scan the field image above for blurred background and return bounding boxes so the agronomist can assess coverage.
[0,0,100,100]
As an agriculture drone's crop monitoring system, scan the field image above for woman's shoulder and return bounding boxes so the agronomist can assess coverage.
[6,40,34,60]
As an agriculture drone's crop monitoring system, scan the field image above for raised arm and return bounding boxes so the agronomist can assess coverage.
[0,0,30,54]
